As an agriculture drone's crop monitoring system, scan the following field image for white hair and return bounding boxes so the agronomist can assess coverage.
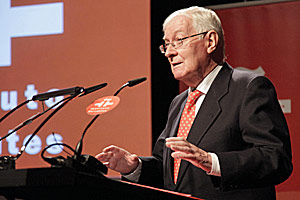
[163,6,226,63]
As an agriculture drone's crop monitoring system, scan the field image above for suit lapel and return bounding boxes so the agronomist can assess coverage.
[175,63,233,187]
[169,90,188,138]
[163,90,189,187]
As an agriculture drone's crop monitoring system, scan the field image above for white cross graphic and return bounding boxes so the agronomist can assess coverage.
[0,0,64,67]
[95,99,114,108]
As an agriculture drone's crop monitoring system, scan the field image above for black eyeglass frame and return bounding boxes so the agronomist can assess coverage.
[159,31,208,54]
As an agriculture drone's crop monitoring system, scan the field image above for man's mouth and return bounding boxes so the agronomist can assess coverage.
[172,62,182,67]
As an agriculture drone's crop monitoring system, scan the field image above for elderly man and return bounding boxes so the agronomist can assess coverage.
[96,6,292,200]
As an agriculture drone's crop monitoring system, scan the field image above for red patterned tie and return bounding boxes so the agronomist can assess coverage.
[174,90,202,184]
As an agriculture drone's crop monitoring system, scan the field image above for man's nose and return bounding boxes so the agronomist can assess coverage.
[165,45,178,58]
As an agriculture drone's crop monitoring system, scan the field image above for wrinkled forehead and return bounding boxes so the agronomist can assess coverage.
[163,15,195,40]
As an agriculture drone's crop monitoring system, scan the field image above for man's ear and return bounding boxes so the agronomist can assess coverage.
[206,30,219,55]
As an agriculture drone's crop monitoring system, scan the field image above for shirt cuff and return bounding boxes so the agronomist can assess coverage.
[207,152,221,177]
[121,158,142,182]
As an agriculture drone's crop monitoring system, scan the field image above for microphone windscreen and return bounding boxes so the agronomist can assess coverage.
[81,83,107,96]
[128,77,147,87]
[32,86,83,101]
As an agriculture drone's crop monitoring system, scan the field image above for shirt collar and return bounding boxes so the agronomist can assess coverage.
[189,65,223,94]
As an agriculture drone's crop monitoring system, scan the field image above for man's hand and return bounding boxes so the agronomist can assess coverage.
[165,137,212,173]
[96,145,139,174]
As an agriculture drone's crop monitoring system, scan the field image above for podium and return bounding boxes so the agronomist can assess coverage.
[0,167,201,200]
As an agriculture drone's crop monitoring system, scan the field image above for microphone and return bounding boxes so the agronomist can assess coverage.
[1,86,84,123]
[128,77,147,87]
[114,77,147,96]
[0,98,67,142]
[1,83,107,125]
[42,78,146,175]
[74,77,147,157]
[32,86,84,101]
[12,82,107,163]
[79,83,108,97]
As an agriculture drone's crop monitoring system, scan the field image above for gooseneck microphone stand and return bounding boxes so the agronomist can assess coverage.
[40,78,146,176]
[0,83,107,170]
[73,77,147,159]
[0,93,80,170]
[0,99,31,124]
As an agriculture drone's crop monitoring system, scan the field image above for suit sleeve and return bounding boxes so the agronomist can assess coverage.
[137,95,181,188]
[137,123,168,188]
[217,76,293,189]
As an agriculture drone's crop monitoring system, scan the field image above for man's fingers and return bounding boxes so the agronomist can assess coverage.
[171,151,195,159]
[166,139,196,154]
[171,151,209,164]
[102,162,109,166]
[96,145,139,174]
[166,137,185,143]
[95,152,106,161]
[166,138,212,172]
[166,138,189,149]
[166,141,187,147]
[170,144,193,153]
[102,145,118,153]
[96,151,113,162]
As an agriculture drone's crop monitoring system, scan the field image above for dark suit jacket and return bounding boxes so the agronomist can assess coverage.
[137,63,293,200]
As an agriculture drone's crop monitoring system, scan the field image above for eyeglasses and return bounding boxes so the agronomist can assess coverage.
[159,31,208,54]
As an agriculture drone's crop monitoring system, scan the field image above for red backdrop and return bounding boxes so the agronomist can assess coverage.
[217,1,299,199]
[0,0,151,177]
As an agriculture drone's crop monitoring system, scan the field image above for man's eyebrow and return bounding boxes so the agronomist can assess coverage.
[163,31,186,42]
